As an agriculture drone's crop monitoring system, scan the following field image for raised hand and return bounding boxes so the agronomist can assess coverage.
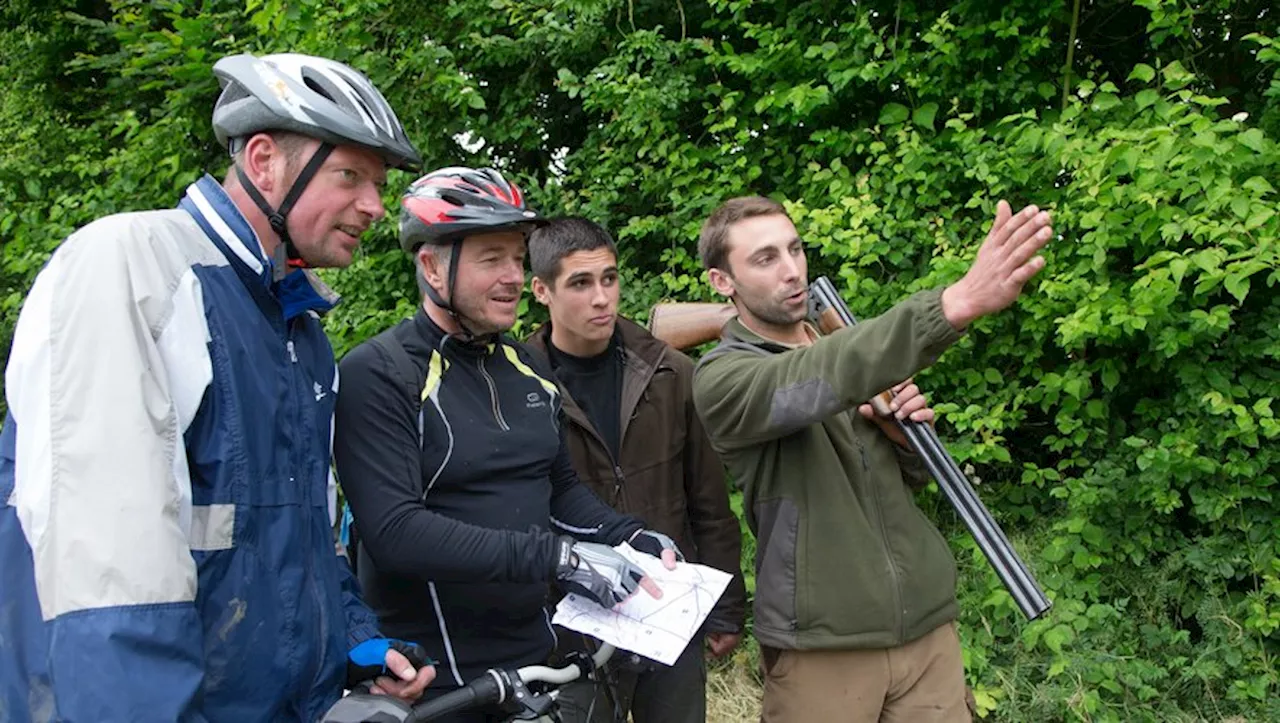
[941,200,1053,329]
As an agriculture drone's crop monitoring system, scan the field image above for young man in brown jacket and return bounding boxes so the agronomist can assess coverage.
[692,196,1052,722]
[526,217,746,723]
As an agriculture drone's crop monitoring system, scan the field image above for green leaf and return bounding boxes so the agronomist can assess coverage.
[1135,89,1159,110]
[1091,93,1121,112]
[878,103,909,126]
[556,67,579,86]
[1194,249,1225,273]
[1128,64,1156,83]
[1231,196,1250,219]
[1243,176,1275,195]
[1253,398,1274,418]
[1245,208,1274,230]
[912,103,939,131]
[1102,367,1120,390]
[1043,624,1075,654]
[1082,524,1104,546]
[1239,129,1267,153]
[1224,273,1250,303]
[1161,60,1194,89]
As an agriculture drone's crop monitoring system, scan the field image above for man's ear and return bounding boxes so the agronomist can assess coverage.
[418,246,447,291]
[530,275,552,306]
[239,133,287,195]
[707,267,736,299]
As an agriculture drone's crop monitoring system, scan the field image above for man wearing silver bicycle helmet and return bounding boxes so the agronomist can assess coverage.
[0,53,433,722]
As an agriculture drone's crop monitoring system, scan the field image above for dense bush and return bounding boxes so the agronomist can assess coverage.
[2,1,1277,719]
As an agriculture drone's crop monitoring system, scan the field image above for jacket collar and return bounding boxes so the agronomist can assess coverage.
[178,174,338,321]
[527,316,670,447]
[411,305,505,357]
[721,316,819,353]
[526,316,667,370]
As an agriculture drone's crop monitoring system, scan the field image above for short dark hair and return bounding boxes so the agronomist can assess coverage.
[698,196,789,273]
[528,217,618,286]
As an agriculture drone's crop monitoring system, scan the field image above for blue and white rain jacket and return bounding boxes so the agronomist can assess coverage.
[0,175,379,722]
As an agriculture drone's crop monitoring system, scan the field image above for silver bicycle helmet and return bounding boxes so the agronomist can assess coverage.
[210,53,421,279]
[212,53,420,170]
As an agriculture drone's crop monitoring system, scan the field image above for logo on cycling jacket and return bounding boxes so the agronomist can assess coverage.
[314,382,327,402]
[526,391,546,409]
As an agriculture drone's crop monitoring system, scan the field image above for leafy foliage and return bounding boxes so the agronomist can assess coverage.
[3,1,1278,719]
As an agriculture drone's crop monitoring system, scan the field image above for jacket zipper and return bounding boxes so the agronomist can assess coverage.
[565,409,627,508]
[864,438,906,642]
[477,356,509,431]
[290,327,330,697]
[611,464,626,508]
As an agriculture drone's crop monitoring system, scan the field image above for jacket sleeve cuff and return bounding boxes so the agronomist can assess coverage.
[612,519,646,546]
[704,614,743,634]
[346,621,381,651]
[919,287,966,355]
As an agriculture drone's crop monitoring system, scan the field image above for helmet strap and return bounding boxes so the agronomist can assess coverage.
[423,237,495,343]
[232,141,334,282]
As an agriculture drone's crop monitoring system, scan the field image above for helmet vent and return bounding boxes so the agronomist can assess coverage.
[302,76,336,102]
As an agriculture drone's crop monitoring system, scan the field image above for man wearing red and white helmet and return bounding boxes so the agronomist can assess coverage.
[398,167,545,338]
[333,167,681,716]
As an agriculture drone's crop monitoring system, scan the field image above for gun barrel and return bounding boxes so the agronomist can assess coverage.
[808,276,1051,620]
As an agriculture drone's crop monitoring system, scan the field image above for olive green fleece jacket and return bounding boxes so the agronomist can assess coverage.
[692,288,965,651]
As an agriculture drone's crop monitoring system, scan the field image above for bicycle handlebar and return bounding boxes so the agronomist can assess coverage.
[406,643,614,722]
[323,643,616,723]
[510,640,614,686]
[404,672,504,722]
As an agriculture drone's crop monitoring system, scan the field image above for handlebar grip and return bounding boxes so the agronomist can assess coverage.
[406,673,503,722]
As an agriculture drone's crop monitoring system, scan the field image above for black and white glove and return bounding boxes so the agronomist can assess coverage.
[553,536,647,608]
[628,528,684,562]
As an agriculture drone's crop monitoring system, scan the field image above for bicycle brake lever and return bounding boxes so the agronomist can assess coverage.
[503,674,556,720]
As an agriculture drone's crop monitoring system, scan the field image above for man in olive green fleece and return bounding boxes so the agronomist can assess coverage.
[691,195,1052,722]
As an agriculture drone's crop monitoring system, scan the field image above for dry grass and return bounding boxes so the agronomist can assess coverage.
[706,648,763,723]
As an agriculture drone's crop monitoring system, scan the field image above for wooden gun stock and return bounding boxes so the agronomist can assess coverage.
[647,302,736,350]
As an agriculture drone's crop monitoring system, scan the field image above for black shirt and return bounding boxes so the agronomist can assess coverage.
[548,332,623,461]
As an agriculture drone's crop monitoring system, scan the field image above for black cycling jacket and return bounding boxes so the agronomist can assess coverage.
[333,309,643,689]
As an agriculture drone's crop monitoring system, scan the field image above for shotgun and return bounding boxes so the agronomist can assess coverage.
[809,275,1051,620]
[647,301,736,350]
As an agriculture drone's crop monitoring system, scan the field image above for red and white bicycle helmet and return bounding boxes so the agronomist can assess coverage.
[399,167,544,252]
[399,167,545,337]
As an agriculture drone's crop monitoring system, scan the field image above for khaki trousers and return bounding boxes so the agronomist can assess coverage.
[760,621,972,723]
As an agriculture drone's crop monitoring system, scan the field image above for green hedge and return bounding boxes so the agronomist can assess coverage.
[2,1,1278,719]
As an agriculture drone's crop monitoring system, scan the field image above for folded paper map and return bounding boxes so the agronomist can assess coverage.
[552,543,732,666]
